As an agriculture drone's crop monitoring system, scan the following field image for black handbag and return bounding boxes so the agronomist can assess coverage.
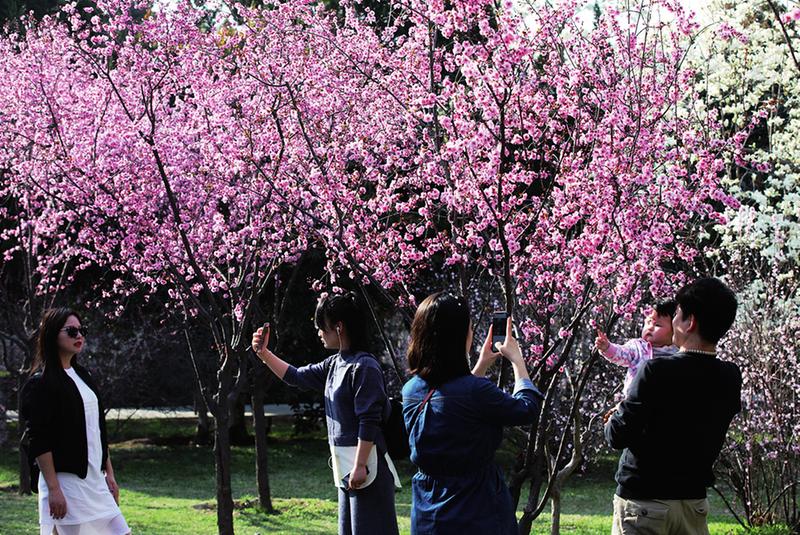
[382,397,410,460]
[382,388,434,460]
[20,427,40,494]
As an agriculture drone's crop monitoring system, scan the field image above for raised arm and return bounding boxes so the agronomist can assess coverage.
[497,317,535,387]
[252,323,331,392]
[474,318,543,426]
[596,331,648,369]
[252,323,290,379]
[472,378,542,426]
[472,324,501,377]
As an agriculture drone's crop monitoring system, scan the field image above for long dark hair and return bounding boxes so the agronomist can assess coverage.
[31,308,82,376]
[406,292,471,387]
[315,291,371,353]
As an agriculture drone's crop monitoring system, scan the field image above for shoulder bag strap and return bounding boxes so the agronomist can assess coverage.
[410,387,436,432]
[417,388,435,416]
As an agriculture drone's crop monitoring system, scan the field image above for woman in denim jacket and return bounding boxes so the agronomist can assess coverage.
[252,292,399,535]
[402,293,543,535]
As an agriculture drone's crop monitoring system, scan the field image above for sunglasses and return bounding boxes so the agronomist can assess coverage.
[61,326,88,338]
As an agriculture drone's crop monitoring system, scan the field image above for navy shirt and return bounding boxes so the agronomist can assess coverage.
[283,351,389,451]
[402,374,542,535]
[605,351,742,500]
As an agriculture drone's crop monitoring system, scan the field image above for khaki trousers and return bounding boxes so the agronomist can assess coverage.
[612,494,711,535]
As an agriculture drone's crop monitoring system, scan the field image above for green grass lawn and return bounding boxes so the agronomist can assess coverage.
[0,419,753,534]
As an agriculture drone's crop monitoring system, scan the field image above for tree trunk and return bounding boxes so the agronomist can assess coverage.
[229,392,250,446]
[194,388,212,445]
[17,373,31,495]
[497,358,511,389]
[550,488,561,535]
[518,471,544,535]
[518,358,592,535]
[214,410,234,535]
[18,440,31,494]
[213,353,236,535]
[251,371,274,512]
[510,411,546,509]
[0,382,7,447]
[515,450,545,503]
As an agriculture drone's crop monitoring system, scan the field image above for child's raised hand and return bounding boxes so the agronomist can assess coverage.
[595,329,610,353]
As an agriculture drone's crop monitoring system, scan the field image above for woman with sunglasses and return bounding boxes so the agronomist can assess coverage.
[20,308,130,535]
[402,293,543,534]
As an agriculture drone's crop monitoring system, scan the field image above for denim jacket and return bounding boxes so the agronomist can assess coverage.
[402,374,542,534]
[402,374,541,476]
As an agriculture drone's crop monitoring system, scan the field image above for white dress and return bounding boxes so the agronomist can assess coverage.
[38,367,130,535]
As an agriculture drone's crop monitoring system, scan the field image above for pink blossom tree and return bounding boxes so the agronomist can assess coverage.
[226,0,742,530]
[0,183,78,493]
[1,0,748,532]
[0,2,301,531]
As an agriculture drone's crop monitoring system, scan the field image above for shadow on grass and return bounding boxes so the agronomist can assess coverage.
[0,489,38,535]
[237,498,339,534]
[0,418,760,535]
[110,428,338,502]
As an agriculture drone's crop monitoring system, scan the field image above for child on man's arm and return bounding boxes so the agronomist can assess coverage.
[596,301,678,420]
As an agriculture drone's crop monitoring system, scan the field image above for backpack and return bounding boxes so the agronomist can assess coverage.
[382,397,410,460]
[384,387,435,460]
[353,351,411,460]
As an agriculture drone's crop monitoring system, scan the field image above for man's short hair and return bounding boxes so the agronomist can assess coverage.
[675,278,737,344]
[654,300,677,318]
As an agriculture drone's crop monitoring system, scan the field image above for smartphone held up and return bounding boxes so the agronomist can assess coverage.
[491,311,508,352]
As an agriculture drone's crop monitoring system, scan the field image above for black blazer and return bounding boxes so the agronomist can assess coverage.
[20,363,109,485]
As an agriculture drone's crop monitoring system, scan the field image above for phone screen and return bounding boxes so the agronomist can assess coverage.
[491,311,508,351]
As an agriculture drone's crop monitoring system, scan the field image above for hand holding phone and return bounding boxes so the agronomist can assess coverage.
[251,322,270,361]
[491,311,509,352]
[497,316,523,364]
[342,465,369,490]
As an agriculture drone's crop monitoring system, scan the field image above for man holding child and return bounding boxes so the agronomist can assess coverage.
[605,278,743,535]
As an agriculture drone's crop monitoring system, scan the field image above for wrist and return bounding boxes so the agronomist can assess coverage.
[512,361,528,375]
[47,481,61,492]
[507,353,524,365]
[475,356,492,367]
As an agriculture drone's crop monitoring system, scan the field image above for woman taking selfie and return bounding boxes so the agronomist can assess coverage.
[402,292,543,535]
[251,291,400,535]
[21,308,129,535]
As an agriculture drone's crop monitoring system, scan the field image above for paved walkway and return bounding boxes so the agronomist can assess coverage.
[6,404,294,421]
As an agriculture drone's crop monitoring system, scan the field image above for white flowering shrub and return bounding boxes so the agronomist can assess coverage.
[692,1,800,529]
